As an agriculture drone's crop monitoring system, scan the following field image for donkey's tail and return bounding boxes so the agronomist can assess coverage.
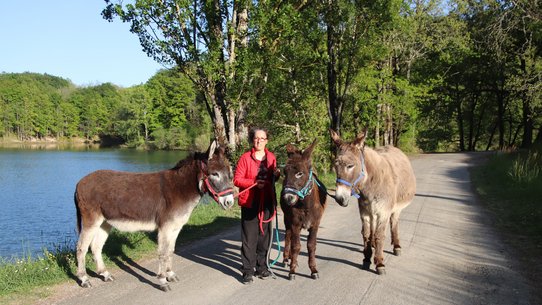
[74,191,82,235]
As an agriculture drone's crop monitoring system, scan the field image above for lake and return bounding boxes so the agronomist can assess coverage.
[0,145,188,260]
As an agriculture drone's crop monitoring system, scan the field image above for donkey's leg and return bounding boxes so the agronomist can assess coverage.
[307,226,320,279]
[390,211,402,256]
[288,224,302,280]
[358,205,372,270]
[281,209,292,267]
[157,227,180,291]
[90,222,113,282]
[165,228,182,283]
[76,221,101,288]
[373,215,390,275]
[156,229,169,291]
[283,226,292,267]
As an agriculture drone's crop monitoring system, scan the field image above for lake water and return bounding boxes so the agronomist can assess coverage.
[0,145,188,260]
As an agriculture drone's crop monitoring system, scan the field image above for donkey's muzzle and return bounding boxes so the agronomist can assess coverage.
[281,189,299,206]
[335,196,349,207]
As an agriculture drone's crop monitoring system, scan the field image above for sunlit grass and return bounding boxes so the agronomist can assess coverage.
[508,150,541,184]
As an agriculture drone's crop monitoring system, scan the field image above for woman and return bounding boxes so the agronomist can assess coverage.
[234,127,280,284]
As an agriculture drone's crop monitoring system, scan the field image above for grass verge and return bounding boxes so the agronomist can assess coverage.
[0,199,241,303]
[470,149,542,300]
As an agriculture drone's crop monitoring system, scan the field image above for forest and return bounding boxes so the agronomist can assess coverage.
[1,0,541,166]
[0,71,212,150]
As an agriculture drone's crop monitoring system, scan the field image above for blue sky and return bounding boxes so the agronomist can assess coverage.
[0,1,166,87]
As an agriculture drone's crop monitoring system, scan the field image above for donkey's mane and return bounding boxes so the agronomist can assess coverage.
[170,152,207,170]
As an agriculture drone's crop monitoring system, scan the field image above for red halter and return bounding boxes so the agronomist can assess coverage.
[203,177,234,203]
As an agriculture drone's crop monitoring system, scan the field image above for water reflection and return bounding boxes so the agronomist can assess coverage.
[0,145,188,259]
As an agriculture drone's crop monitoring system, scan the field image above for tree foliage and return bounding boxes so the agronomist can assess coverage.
[3,0,542,168]
[0,72,208,150]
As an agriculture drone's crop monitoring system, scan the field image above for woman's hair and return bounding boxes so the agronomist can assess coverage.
[248,126,270,143]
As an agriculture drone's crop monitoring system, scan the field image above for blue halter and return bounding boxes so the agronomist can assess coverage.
[336,153,366,199]
[282,169,315,200]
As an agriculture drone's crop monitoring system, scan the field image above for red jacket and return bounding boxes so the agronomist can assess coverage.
[234,148,277,208]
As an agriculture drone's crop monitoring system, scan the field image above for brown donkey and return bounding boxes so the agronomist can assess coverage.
[281,140,327,280]
[330,129,416,275]
[74,140,234,291]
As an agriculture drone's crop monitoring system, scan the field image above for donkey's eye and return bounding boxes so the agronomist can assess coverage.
[295,172,304,179]
[347,164,355,170]
[211,172,219,177]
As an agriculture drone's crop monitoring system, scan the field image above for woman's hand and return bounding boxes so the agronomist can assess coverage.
[256,179,266,189]
[274,168,281,179]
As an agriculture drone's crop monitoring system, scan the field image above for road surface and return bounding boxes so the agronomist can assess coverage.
[42,153,538,305]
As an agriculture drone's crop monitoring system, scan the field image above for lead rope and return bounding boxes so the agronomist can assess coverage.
[265,174,280,279]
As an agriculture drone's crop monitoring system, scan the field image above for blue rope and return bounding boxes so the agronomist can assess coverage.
[270,212,281,267]
[267,175,281,271]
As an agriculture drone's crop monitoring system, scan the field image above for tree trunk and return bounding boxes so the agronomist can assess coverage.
[486,121,498,151]
[457,99,465,152]
[496,76,506,150]
[467,93,477,151]
[534,126,542,146]
[327,25,341,134]
[376,104,381,147]
[472,102,487,151]
[520,57,533,149]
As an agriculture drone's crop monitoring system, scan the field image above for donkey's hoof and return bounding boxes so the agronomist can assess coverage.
[362,260,371,270]
[167,274,179,282]
[288,273,296,281]
[160,284,171,292]
[104,275,115,282]
[80,280,92,288]
[102,272,114,282]
[311,272,319,279]
[393,248,402,256]
[376,266,386,275]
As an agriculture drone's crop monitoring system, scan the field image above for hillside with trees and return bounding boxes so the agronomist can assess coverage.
[0,71,211,150]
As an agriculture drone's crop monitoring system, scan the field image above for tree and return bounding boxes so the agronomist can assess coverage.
[115,86,152,146]
[103,0,252,152]
[322,0,397,135]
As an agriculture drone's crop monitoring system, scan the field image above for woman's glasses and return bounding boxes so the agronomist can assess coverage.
[254,137,267,142]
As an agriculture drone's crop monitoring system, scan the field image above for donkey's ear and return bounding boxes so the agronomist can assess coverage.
[206,139,218,160]
[302,139,318,160]
[353,127,368,150]
[286,143,297,157]
[329,128,342,146]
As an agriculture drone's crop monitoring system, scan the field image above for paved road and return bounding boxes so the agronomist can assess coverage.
[46,153,537,305]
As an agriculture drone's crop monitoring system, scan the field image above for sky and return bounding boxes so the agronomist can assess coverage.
[0,1,166,88]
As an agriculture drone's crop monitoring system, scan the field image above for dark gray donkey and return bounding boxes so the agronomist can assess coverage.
[74,140,234,291]
[281,140,328,280]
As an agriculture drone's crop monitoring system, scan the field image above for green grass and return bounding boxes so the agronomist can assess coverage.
[0,199,241,302]
[471,150,542,238]
[470,149,542,287]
